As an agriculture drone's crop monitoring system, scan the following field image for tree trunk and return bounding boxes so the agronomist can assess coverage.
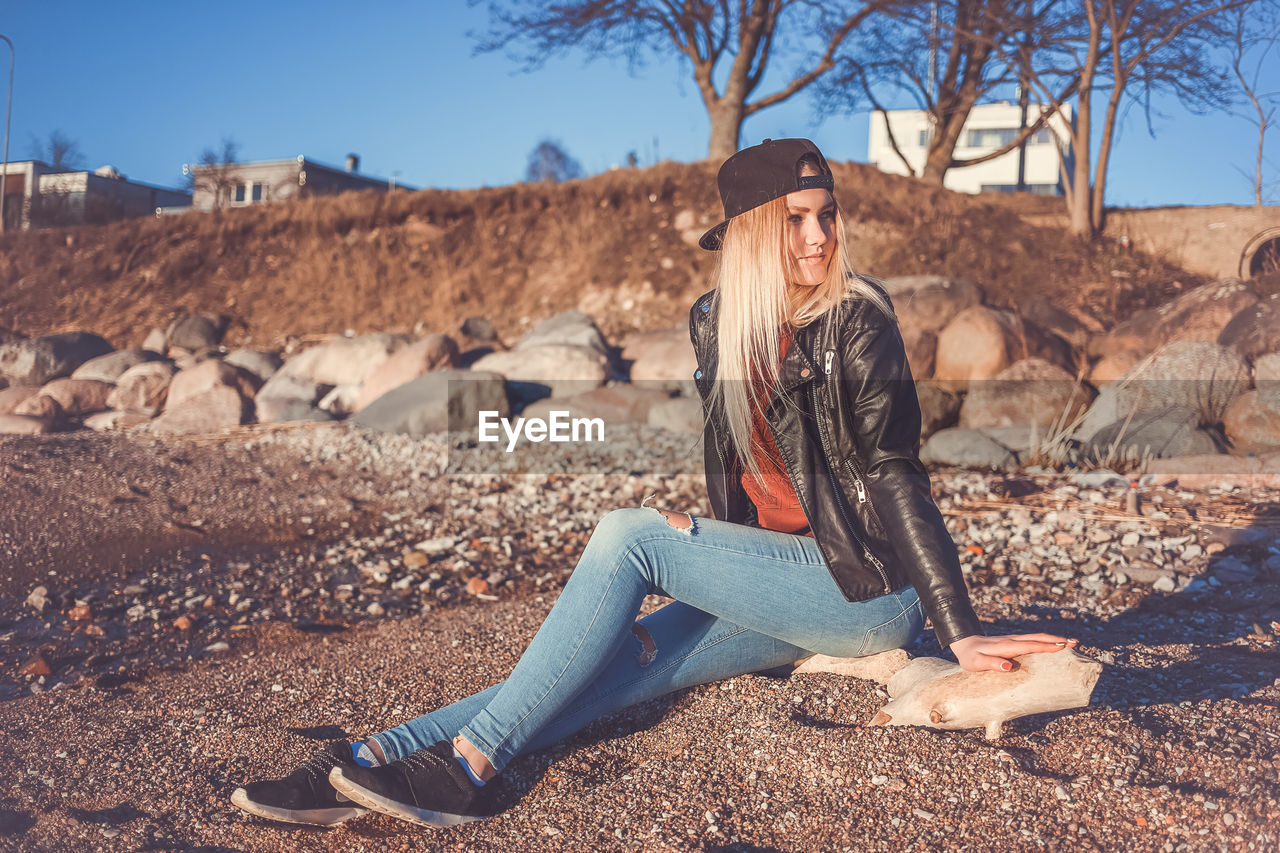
[707,99,747,160]
[1092,85,1124,238]
[920,102,971,185]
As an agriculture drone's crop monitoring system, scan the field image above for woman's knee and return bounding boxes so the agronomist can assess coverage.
[589,507,663,550]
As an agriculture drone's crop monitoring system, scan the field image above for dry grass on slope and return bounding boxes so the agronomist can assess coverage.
[0,160,1200,349]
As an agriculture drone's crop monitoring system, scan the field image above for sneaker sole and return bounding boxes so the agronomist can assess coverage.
[328,767,485,828]
[230,787,365,827]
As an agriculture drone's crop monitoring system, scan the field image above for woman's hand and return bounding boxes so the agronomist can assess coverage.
[949,634,1078,673]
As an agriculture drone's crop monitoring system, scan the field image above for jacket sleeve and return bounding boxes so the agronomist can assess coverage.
[839,301,983,650]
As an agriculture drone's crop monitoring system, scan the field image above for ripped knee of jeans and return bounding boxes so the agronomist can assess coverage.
[631,622,658,667]
[640,493,698,535]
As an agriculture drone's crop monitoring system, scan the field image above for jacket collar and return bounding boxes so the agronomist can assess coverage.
[776,324,820,394]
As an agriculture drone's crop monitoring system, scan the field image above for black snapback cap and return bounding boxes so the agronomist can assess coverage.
[699,138,834,251]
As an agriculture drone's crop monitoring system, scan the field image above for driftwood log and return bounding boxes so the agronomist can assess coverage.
[794,648,1103,740]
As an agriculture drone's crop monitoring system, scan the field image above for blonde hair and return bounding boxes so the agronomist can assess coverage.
[706,190,894,486]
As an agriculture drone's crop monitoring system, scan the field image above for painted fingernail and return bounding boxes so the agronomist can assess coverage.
[1001,661,1012,671]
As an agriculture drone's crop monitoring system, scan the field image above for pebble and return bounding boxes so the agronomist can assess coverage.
[26,585,49,612]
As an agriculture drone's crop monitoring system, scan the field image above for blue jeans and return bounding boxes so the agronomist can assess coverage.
[372,507,924,772]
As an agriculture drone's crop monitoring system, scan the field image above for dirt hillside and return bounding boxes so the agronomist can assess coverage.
[0,161,1201,349]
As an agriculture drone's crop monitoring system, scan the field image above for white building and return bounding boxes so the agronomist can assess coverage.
[183,154,411,212]
[1,160,190,229]
[867,101,1074,195]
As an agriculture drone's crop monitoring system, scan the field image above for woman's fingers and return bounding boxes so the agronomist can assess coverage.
[980,638,1076,657]
[999,633,1078,645]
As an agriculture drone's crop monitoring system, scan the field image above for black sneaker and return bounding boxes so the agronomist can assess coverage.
[328,740,490,827]
[231,739,368,826]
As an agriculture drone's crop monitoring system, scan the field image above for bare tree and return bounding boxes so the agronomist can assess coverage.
[525,139,585,182]
[1017,0,1250,237]
[1226,3,1279,205]
[471,0,896,159]
[26,129,84,171]
[825,0,1078,185]
[185,138,241,210]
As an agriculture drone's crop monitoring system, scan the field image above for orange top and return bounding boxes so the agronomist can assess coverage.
[741,326,813,537]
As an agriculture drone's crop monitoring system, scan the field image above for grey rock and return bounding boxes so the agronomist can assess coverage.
[142,328,168,353]
[0,332,114,386]
[1082,405,1226,463]
[915,381,961,439]
[920,428,1019,469]
[167,314,228,350]
[1124,564,1176,585]
[460,316,497,342]
[224,349,283,383]
[1075,341,1249,441]
[1218,298,1280,362]
[516,310,609,357]
[471,345,608,399]
[351,369,509,437]
[71,348,165,383]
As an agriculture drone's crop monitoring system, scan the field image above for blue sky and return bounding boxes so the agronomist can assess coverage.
[2,1,1276,207]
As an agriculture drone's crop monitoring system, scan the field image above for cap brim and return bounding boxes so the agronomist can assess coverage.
[698,220,728,251]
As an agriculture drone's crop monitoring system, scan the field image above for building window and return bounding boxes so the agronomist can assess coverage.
[1031,128,1053,145]
[251,182,264,202]
[917,128,931,147]
[234,183,246,203]
[964,127,1018,148]
[979,182,1061,195]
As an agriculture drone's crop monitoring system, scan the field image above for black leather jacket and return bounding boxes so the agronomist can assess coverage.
[688,279,982,649]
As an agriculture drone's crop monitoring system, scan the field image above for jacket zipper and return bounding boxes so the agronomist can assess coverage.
[815,343,891,594]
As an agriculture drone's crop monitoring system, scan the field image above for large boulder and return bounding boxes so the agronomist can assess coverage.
[1019,297,1099,351]
[516,310,609,358]
[0,332,113,386]
[351,369,509,437]
[254,371,331,423]
[108,362,176,413]
[83,410,153,432]
[224,349,283,384]
[915,380,962,439]
[354,334,461,411]
[622,327,697,392]
[149,386,251,435]
[471,345,609,399]
[167,359,261,407]
[900,328,937,380]
[0,386,40,415]
[1074,341,1249,441]
[648,396,704,433]
[522,386,673,426]
[13,393,64,423]
[282,333,410,387]
[71,348,164,383]
[1088,348,1147,385]
[1223,390,1280,452]
[960,359,1091,430]
[1092,279,1258,359]
[167,313,229,351]
[933,306,1021,387]
[0,414,54,435]
[1218,292,1280,362]
[881,277,984,335]
[31,378,114,417]
[920,428,1020,470]
[1082,405,1225,463]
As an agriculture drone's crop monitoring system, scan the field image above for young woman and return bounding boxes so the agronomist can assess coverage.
[231,137,1077,830]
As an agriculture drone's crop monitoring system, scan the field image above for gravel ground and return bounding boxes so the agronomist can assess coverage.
[1,424,1278,851]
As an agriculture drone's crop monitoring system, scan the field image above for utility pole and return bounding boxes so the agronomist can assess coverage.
[1014,0,1032,192]
[0,34,13,233]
